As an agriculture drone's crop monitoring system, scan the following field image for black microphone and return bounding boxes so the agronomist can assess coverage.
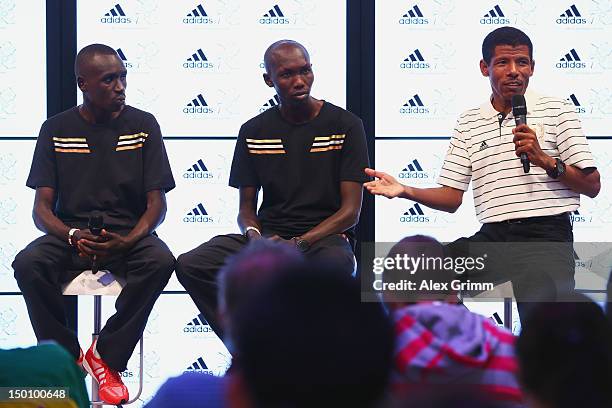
[511,94,530,173]
[88,214,104,274]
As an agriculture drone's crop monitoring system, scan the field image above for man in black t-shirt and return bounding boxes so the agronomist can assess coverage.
[176,40,370,341]
[12,44,175,405]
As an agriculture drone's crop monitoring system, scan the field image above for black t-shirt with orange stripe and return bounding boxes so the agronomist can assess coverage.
[229,101,370,239]
[26,105,175,231]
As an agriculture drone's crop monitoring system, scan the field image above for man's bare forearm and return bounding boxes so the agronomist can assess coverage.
[400,185,464,213]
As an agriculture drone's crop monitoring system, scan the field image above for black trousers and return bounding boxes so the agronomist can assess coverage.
[13,233,175,371]
[446,213,575,322]
[175,233,355,339]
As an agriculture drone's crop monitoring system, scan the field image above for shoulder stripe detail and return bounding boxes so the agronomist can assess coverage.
[248,149,286,154]
[116,144,143,151]
[118,132,148,140]
[246,138,282,143]
[53,137,86,142]
[54,148,91,153]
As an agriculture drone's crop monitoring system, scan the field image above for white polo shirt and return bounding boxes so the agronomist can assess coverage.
[437,91,596,223]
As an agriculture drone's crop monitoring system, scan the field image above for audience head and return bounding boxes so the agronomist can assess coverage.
[516,294,612,408]
[230,261,395,408]
[217,239,304,344]
[384,235,455,306]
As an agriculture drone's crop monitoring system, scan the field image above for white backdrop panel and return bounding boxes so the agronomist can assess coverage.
[0,0,46,137]
[572,139,612,242]
[0,295,36,349]
[375,0,612,137]
[77,0,346,136]
[374,139,480,242]
[0,141,43,293]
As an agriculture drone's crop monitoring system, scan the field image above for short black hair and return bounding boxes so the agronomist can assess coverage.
[232,262,394,408]
[516,295,612,408]
[263,39,309,74]
[482,26,533,65]
[74,43,119,79]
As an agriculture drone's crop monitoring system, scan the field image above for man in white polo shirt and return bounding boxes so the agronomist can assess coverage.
[364,26,600,321]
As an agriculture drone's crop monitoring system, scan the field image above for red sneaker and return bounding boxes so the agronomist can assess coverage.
[83,339,129,404]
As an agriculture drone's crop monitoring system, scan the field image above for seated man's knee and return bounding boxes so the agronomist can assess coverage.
[12,248,45,284]
[149,246,176,275]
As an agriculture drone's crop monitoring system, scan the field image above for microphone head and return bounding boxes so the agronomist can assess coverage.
[511,94,527,116]
[88,213,104,235]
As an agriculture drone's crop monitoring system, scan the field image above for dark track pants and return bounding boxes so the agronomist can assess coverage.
[13,233,175,371]
[176,233,355,339]
[445,213,575,323]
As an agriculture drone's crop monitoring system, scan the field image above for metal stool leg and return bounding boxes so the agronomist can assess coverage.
[90,295,144,406]
[92,295,102,405]
[503,297,512,329]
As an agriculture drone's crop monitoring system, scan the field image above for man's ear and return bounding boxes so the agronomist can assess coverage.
[77,77,86,92]
[479,59,489,77]
[263,73,274,88]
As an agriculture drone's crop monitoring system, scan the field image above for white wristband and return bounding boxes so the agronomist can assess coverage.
[244,226,261,237]
[68,228,80,246]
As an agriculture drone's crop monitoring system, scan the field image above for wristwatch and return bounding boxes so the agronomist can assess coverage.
[244,226,261,239]
[546,158,566,179]
[293,237,311,253]
[68,228,80,246]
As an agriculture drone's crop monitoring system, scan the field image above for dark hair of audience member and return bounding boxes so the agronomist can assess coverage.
[385,235,455,303]
[231,262,395,408]
[218,239,304,318]
[515,293,612,408]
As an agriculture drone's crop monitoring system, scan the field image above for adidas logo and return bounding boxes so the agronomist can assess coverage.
[184,203,214,223]
[183,48,214,69]
[260,4,290,24]
[184,313,213,333]
[490,312,503,326]
[185,357,213,374]
[101,3,131,23]
[400,94,429,114]
[557,4,587,24]
[479,140,489,151]
[183,4,217,24]
[400,203,430,222]
[570,209,590,223]
[259,95,280,112]
[399,4,429,24]
[183,159,213,179]
[188,203,207,216]
[556,49,586,68]
[400,49,430,69]
[568,94,586,113]
[264,4,284,17]
[183,93,214,114]
[480,5,510,24]
[115,48,133,68]
[399,159,429,179]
